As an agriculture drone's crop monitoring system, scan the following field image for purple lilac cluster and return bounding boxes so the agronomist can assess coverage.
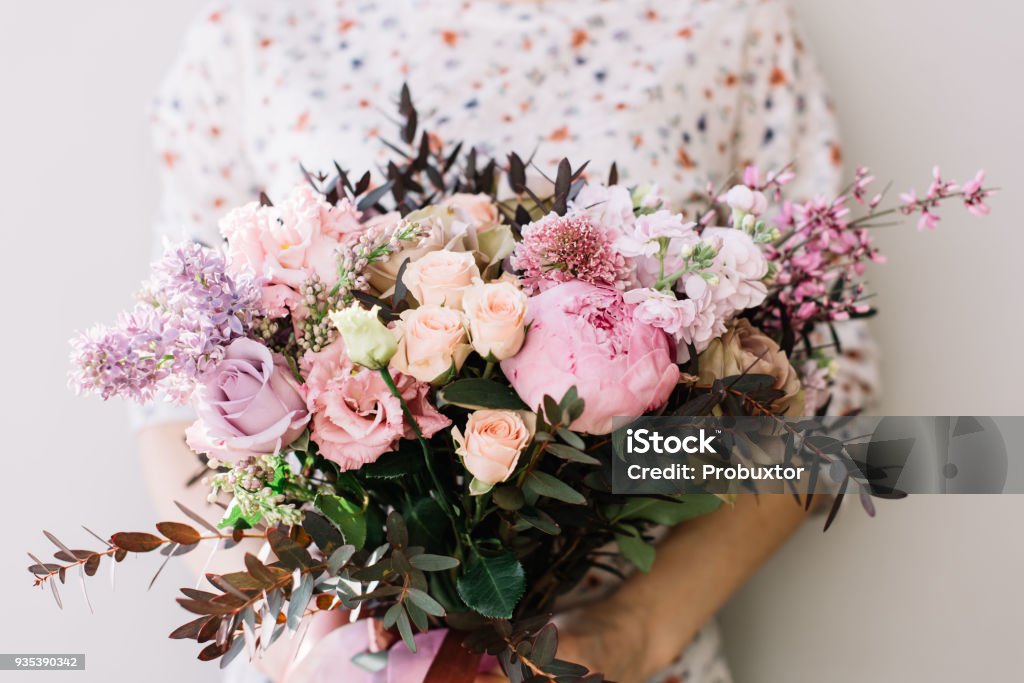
[69,241,263,403]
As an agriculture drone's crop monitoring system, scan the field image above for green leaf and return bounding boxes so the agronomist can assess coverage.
[314,494,367,550]
[492,486,524,511]
[546,443,600,466]
[524,471,586,505]
[542,395,562,425]
[437,378,528,411]
[326,545,356,576]
[360,448,423,480]
[556,428,586,450]
[723,374,776,393]
[302,511,344,555]
[518,508,561,535]
[383,603,403,629]
[532,624,558,666]
[267,530,315,570]
[403,497,446,549]
[615,530,655,573]
[405,600,430,631]
[607,495,723,525]
[386,512,409,549]
[351,651,389,673]
[406,587,446,617]
[456,552,526,619]
[396,606,416,652]
[409,554,460,571]
[218,498,262,530]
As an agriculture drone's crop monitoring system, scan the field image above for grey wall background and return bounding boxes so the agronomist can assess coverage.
[0,1,1020,682]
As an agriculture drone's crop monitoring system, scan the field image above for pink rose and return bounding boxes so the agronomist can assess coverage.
[219,185,356,295]
[185,338,310,462]
[452,410,536,491]
[402,250,481,309]
[278,184,363,241]
[302,339,449,470]
[390,305,471,384]
[501,281,680,435]
[440,193,499,227]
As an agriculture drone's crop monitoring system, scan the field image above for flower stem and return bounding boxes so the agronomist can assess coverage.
[482,361,495,379]
[378,366,453,517]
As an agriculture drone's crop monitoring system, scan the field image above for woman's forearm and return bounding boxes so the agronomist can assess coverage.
[136,420,262,576]
[602,495,809,680]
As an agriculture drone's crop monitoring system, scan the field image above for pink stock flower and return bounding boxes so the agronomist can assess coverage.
[501,281,680,435]
[185,338,310,462]
[301,339,450,469]
[570,184,636,235]
[614,210,697,258]
[700,227,769,318]
[623,286,720,360]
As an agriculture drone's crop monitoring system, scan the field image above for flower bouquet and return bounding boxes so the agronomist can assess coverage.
[31,88,992,681]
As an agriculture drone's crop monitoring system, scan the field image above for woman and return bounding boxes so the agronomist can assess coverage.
[140,1,877,681]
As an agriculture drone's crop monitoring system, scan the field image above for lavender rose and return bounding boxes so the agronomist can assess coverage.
[186,338,310,462]
[501,281,680,435]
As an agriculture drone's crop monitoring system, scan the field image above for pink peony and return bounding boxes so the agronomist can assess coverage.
[501,281,680,435]
[302,339,450,470]
[186,338,310,462]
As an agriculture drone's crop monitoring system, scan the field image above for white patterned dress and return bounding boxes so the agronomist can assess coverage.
[149,1,878,681]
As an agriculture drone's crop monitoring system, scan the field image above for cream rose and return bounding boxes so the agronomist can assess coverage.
[390,305,471,383]
[697,319,804,416]
[452,410,537,493]
[463,281,528,361]
[365,206,516,295]
[402,250,481,309]
[440,193,500,227]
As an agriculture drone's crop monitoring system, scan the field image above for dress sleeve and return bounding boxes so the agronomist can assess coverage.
[731,0,842,200]
[732,0,880,415]
[148,1,257,250]
[135,2,257,430]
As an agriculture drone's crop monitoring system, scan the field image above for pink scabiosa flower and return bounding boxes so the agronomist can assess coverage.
[501,281,679,435]
[301,338,450,469]
[511,212,633,294]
